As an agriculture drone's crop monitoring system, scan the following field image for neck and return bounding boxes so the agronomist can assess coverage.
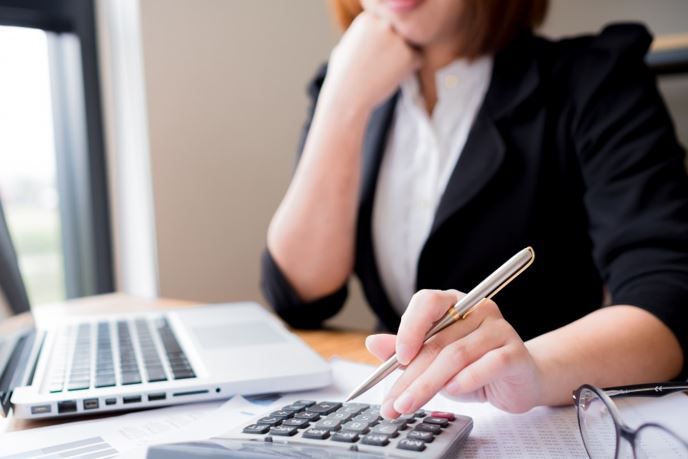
[417,41,462,114]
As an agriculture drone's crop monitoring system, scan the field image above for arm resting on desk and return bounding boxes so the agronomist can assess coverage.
[527,304,683,407]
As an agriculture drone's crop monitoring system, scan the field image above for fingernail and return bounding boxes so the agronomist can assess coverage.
[397,344,411,365]
[365,335,373,348]
[393,392,414,414]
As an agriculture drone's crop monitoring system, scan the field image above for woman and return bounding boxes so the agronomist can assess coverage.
[261,0,688,419]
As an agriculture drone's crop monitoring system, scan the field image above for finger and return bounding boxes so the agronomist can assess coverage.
[389,318,510,415]
[396,290,462,365]
[365,334,396,361]
[441,389,487,404]
[380,302,504,417]
[379,299,503,419]
[444,346,517,398]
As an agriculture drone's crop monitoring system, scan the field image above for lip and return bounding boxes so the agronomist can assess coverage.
[385,0,422,13]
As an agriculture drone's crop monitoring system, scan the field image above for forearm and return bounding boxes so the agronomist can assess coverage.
[527,305,684,406]
[267,92,371,302]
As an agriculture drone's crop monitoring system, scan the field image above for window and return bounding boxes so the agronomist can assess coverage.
[0,0,113,305]
[0,26,65,304]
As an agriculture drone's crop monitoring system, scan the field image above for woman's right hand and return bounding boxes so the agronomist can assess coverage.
[321,12,421,114]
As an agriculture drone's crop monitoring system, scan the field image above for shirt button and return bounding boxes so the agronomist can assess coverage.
[444,74,458,89]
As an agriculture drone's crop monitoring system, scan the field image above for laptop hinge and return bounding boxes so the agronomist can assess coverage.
[0,329,36,416]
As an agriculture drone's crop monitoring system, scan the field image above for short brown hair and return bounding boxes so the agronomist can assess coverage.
[328,0,548,58]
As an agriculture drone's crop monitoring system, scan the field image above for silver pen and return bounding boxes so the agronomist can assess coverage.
[345,247,535,402]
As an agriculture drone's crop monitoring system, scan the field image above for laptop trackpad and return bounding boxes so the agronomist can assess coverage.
[190,322,286,350]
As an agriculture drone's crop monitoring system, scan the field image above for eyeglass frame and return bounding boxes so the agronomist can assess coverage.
[572,382,688,459]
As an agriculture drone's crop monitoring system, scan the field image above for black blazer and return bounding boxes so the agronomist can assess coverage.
[261,24,688,376]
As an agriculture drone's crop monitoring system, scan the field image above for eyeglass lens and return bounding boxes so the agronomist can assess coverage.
[577,387,618,459]
[578,387,688,459]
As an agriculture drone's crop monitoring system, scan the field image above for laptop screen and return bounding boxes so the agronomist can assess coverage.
[0,200,31,317]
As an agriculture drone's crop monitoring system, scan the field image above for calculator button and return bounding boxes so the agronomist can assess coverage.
[423,416,449,427]
[387,417,410,428]
[256,416,282,426]
[361,434,390,447]
[326,411,354,422]
[331,431,359,443]
[281,418,311,428]
[280,405,305,414]
[307,402,342,415]
[407,430,434,442]
[242,424,270,434]
[269,425,298,436]
[353,414,380,423]
[293,400,316,407]
[302,428,331,440]
[430,411,455,421]
[371,423,401,437]
[414,423,442,434]
[398,438,427,452]
[270,410,294,419]
[341,403,369,415]
[313,419,343,431]
[413,409,427,418]
[399,414,417,424]
[363,407,381,416]
[341,421,370,434]
[294,411,320,422]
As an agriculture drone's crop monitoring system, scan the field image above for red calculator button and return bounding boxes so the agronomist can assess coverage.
[430,411,455,421]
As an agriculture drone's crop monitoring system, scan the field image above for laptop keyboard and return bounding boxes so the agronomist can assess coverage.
[46,317,196,393]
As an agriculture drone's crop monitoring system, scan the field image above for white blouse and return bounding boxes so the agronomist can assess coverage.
[372,56,493,314]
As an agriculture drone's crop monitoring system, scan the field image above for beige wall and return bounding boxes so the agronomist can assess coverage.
[136,0,687,331]
[139,0,377,329]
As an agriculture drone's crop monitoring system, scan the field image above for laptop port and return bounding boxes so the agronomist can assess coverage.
[123,395,142,404]
[57,400,77,413]
[83,398,99,410]
[148,393,166,401]
[172,389,209,397]
[105,398,117,406]
[31,404,51,415]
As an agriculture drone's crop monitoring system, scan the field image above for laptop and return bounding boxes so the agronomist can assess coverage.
[0,199,330,420]
[0,302,332,419]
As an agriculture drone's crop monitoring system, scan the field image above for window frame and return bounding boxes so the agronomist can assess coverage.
[0,0,114,297]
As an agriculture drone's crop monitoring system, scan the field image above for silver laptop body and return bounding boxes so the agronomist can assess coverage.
[1,302,331,419]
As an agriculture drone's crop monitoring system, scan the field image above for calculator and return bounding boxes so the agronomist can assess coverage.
[146,399,473,458]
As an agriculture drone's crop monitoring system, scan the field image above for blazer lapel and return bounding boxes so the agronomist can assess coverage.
[429,32,540,235]
[359,93,400,206]
[431,109,506,233]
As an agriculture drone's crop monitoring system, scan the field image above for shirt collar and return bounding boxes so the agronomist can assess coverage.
[400,55,493,110]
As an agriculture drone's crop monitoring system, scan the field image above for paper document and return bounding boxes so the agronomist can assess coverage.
[0,395,284,459]
[1,358,686,458]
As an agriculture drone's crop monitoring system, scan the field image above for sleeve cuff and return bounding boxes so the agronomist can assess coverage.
[613,278,688,379]
[260,249,348,329]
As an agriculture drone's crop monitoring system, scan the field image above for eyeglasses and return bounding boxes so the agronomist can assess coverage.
[573,383,688,459]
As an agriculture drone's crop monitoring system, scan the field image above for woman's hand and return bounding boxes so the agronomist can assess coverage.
[320,12,420,114]
[365,290,545,418]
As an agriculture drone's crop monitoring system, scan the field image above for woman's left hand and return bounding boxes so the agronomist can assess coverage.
[365,289,545,418]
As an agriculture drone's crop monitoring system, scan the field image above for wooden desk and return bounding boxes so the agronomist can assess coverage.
[2,293,378,432]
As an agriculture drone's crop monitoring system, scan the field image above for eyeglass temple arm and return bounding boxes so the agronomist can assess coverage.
[603,382,688,398]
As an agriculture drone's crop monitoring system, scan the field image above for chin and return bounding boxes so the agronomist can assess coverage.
[390,20,435,46]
